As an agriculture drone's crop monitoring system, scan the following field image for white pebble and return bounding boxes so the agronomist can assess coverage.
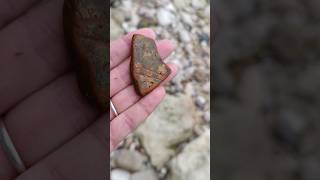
[111,169,131,180]
[157,9,175,26]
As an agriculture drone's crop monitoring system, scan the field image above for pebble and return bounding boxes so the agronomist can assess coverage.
[203,111,210,122]
[203,82,210,93]
[113,149,147,172]
[181,12,194,26]
[111,169,131,180]
[192,0,207,9]
[173,0,191,9]
[195,96,206,109]
[157,8,175,26]
[179,29,191,42]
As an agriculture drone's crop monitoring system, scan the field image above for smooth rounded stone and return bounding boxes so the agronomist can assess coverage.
[138,16,158,28]
[157,8,175,26]
[63,0,108,111]
[202,111,210,122]
[191,0,207,9]
[131,34,171,96]
[131,170,158,180]
[195,96,206,109]
[173,0,192,9]
[166,130,210,180]
[113,149,147,172]
[181,12,194,26]
[111,169,131,180]
[203,82,210,93]
[179,30,191,42]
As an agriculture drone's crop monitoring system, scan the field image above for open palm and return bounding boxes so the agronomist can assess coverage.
[0,0,176,180]
[109,28,176,151]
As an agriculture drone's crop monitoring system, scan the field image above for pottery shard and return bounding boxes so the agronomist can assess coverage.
[131,35,171,96]
[63,0,108,111]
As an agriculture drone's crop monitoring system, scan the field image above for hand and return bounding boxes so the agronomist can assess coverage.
[0,0,105,179]
[109,29,177,151]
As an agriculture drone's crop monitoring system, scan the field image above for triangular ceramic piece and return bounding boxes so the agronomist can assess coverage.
[131,34,171,96]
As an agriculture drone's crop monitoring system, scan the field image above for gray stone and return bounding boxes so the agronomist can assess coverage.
[135,94,198,168]
[157,9,175,26]
[191,0,207,9]
[166,130,210,180]
[195,96,206,109]
[181,12,194,26]
[179,30,191,42]
[173,0,192,9]
[203,111,210,122]
[113,149,147,172]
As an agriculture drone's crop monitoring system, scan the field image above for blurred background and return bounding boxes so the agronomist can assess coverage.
[213,0,320,180]
[110,0,210,180]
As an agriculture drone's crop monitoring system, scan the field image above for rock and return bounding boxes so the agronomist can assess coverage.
[194,68,208,82]
[111,169,131,180]
[203,111,210,122]
[181,12,194,27]
[110,17,124,40]
[111,9,126,24]
[191,0,207,9]
[173,0,191,9]
[113,149,147,172]
[131,170,158,180]
[273,110,306,147]
[63,0,108,111]
[198,32,210,44]
[203,82,210,93]
[131,34,171,96]
[179,30,191,42]
[138,16,158,28]
[135,94,198,168]
[166,130,210,180]
[195,96,206,109]
[157,8,175,26]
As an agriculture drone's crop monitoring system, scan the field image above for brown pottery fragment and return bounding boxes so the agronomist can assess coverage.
[131,34,171,96]
[63,0,108,111]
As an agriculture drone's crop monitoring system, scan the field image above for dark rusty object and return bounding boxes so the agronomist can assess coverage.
[63,0,108,111]
[131,34,171,96]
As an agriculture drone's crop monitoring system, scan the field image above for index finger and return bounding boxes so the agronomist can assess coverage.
[110,28,156,69]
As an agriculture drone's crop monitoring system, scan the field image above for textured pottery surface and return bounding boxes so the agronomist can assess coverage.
[131,34,171,96]
[63,0,108,111]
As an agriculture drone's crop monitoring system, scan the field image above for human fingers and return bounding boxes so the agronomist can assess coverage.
[110,87,166,151]
[110,63,177,120]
